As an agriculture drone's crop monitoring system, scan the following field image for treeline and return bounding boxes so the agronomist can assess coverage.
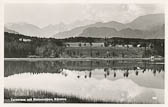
[105,37,164,57]
[4,32,164,58]
[63,37,164,57]
[5,32,64,58]
[62,37,103,43]
[63,36,164,47]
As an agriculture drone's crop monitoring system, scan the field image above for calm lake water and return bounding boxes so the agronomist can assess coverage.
[4,60,164,103]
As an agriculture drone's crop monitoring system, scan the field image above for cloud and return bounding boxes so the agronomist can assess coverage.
[5,4,164,27]
[81,4,164,23]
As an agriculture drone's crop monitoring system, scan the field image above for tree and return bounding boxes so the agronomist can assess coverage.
[35,42,62,57]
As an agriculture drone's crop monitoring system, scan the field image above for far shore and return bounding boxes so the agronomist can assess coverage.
[4,57,164,61]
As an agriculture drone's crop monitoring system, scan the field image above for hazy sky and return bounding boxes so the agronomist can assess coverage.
[5,4,164,27]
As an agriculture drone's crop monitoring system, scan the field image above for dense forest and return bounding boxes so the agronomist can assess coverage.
[4,32,164,58]
[5,32,64,58]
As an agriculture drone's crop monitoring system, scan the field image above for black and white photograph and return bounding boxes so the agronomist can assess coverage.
[2,0,166,104]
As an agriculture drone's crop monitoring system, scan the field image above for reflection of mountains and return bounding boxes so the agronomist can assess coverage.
[4,73,164,103]
[5,60,164,77]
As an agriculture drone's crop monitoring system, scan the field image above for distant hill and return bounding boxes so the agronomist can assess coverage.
[79,24,164,39]
[126,13,164,31]
[5,20,96,38]
[41,23,68,37]
[79,27,121,38]
[53,21,126,38]
[53,13,164,39]
[5,23,42,37]
[4,27,19,34]
[5,13,164,39]
[120,24,164,39]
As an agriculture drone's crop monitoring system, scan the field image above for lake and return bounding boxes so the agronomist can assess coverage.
[4,59,164,103]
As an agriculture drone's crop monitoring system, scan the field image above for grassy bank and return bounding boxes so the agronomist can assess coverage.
[4,89,121,103]
[4,89,156,103]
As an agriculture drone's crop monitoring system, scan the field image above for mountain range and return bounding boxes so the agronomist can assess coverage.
[5,13,164,39]
[54,13,164,39]
[79,25,164,39]
[4,27,19,34]
[5,20,96,38]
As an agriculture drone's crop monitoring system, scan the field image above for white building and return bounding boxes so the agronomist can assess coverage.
[19,38,31,42]
[65,42,104,47]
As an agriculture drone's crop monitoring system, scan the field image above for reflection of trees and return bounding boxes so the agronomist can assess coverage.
[125,69,129,77]
[84,75,87,78]
[142,69,145,73]
[34,61,63,73]
[153,61,157,76]
[142,60,147,73]
[64,60,147,71]
[153,69,157,76]
[114,72,116,77]
[104,74,107,78]
[135,71,139,76]
[133,67,139,76]
[5,61,63,77]
[107,70,110,76]
[61,71,68,77]
[5,60,164,78]
[77,75,80,78]
[89,71,92,78]
[104,68,110,78]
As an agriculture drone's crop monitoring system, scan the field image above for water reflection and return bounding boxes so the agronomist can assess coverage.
[4,60,164,77]
[4,60,164,103]
[4,71,164,103]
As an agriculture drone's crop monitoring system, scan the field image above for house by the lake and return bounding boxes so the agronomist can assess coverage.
[65,42,104,47]
[19,38,31,42]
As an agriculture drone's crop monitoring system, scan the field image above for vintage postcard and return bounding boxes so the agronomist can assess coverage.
[0,0,167,106]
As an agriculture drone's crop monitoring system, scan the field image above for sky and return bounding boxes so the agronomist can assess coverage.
[4,4,164,28]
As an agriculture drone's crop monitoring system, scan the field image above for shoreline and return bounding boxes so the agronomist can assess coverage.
[4,57,164,61]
